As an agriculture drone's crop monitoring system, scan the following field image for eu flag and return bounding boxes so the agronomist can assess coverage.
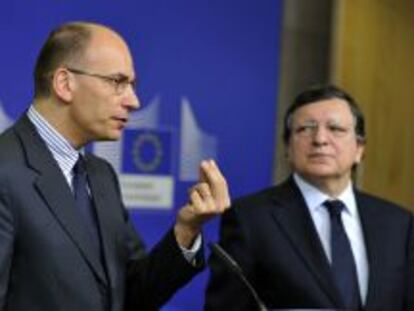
[122,129,173,175]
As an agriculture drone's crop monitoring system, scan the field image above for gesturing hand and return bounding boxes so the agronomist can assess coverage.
[174,159,230,248]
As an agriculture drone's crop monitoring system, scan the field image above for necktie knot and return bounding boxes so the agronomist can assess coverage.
[73,155,86,176]
[73,156,88,199]
[324,199,345,219]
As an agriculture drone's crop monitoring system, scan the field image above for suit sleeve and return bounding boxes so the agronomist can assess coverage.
[104,162,205,311]
[125,228,204,311]
[204,202,259,311]
[0,183,14,310]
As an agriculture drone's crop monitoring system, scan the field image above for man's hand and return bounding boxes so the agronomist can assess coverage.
[174,159,230,248]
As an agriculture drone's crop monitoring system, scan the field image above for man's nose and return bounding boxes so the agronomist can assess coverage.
[312,125,329,145]
[123,88,140,111]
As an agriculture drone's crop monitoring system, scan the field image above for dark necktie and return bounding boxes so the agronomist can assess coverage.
[73,156,101,254]
[324,200,361,310]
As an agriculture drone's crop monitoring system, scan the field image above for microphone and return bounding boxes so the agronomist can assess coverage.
[208,242,268,311]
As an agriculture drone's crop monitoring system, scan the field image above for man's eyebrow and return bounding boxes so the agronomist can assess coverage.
[109,72,131,79]
[111,72,137,83]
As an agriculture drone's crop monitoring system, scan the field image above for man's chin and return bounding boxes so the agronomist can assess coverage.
[95,132,122,142]
[302,168,339,180]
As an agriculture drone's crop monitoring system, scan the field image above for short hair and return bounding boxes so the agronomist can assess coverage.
[33,22,93,98]
[282,85,366,145]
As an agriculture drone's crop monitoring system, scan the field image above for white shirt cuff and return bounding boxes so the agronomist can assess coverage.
[179,234,202,263]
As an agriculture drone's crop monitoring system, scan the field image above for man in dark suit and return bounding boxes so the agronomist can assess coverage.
[0,22,230,311]
[205,85,414,310]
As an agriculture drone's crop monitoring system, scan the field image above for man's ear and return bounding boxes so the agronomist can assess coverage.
[354,143,365,165]
[52,68,74,102]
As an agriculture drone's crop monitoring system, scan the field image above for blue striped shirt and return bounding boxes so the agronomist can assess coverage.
[27,105,79,189]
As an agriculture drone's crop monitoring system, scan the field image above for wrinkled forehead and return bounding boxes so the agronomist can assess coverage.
[291,98,355,125]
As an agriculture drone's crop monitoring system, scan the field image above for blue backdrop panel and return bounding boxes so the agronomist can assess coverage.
[0,1,282,310]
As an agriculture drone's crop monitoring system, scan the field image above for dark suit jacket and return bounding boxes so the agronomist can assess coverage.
[0,116,203,311]
[205,178,414,310]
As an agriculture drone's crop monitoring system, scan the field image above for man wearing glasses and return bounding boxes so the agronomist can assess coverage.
[205,85,414,310]
[0,22,230,311]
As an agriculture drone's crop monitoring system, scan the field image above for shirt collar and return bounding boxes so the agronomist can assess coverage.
[27,105,80,171]
[293,173,358,216]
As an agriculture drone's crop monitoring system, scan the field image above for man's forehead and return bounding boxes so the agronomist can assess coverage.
[87,27,128,53]
[81,29,135,76]
[293,98,353,121]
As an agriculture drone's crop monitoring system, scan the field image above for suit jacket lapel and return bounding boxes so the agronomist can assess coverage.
[269,178,343,306]
[84,155,119,288]
[356,192,384,309]
[14,116,107,284]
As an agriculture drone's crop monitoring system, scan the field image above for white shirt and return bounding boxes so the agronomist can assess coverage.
[293,173,369,304]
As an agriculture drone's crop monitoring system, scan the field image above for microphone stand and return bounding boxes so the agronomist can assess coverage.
[208,242,268,311]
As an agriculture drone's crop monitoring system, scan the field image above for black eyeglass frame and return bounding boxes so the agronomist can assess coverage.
[66,67,136,94]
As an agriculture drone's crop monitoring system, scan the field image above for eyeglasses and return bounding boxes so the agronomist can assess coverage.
[292,121,355,139]
[66,67,136,95]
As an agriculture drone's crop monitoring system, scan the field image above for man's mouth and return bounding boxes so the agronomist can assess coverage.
[308,153,333,161]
